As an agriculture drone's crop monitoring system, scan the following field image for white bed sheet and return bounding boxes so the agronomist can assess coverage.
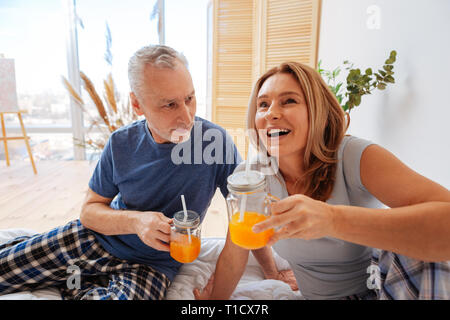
[0,229,301,300]
[166,237,302,300]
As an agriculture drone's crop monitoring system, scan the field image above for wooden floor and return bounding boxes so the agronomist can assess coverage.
[0,160,228,238]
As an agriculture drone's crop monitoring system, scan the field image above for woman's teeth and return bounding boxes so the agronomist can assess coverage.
[267,128,291,137]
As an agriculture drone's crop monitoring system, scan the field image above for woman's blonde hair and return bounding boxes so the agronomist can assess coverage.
[247,61,348,201]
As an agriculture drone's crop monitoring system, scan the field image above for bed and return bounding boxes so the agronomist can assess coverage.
[0,229,302,300]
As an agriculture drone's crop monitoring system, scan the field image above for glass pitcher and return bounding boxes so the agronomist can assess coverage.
[170,210,201,263]
[226,170,277,249]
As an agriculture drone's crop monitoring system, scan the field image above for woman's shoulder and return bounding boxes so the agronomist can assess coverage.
[337,135,377,193]
[339,135,376,161]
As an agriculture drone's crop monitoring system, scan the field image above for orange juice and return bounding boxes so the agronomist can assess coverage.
[170,234,201,263]
[229,211,274,249]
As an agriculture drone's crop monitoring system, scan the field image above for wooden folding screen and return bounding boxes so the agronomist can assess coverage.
[208,0,322,158]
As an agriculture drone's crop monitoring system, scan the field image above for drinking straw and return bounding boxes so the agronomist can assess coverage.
[180,195,192,243]
[239,145,252,222]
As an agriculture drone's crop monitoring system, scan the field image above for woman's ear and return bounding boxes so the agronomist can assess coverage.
[130,92,144,116]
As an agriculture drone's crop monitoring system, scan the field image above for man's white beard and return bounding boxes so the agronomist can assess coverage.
[170,128,191,144]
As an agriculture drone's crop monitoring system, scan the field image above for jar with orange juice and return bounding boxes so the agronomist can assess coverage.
[226,170,278,250]
[170,210,201,263]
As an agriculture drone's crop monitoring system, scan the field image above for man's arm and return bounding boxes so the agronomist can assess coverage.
[80,187,173,251]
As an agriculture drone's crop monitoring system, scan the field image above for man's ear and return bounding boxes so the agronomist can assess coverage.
[130,92,144,116]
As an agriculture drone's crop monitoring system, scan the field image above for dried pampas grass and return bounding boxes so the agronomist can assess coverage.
[62,77,84,106]
[62,72,138,154]
[104,73,118,114]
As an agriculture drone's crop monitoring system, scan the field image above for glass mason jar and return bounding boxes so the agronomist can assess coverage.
[170,210,201,263]
[226,170,278,249]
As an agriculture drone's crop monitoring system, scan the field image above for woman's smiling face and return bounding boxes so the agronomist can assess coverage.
[254,72,309,159]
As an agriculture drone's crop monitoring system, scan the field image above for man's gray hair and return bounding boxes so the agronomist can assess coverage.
[128,45,188,96]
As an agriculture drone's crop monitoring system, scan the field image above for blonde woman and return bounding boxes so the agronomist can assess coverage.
[195,61,450,300]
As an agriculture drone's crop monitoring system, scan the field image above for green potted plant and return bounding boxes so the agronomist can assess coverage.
[318,50,397,113]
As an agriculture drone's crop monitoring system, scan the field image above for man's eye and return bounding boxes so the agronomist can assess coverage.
[165,102,176,108]
[185,96,194,103]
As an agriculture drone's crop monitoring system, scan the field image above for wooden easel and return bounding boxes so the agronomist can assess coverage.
[0,110,37,174]
[1,57,37,174]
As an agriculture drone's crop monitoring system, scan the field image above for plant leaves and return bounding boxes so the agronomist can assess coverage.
[319,49,397,114]
[385,75,395,83]
[377,83,387,90]
[355,95,362,106]
[333,67,341,78]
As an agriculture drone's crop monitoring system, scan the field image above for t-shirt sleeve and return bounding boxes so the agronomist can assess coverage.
[217,131,243,198]
[88,136,119,199]
[342,136,376,192]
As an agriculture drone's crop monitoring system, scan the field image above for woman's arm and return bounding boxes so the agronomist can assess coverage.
[194,231,249,300]
[331,144,450,262]
[253,145,450,262]
[331,201,450,262]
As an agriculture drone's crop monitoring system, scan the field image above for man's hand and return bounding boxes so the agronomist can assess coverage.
[133,211,173,251]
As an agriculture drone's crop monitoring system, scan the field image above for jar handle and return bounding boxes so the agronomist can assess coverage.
[264,193,279,215]
[226,195,238,217]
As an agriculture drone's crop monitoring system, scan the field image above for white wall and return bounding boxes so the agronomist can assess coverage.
[318,0,450,188]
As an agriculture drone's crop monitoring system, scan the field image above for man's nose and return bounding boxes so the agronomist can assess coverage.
[179,101,193,126]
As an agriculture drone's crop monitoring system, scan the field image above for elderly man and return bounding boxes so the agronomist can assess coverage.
[0,45,241,300]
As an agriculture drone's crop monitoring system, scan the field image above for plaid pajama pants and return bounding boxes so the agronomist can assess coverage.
[339,248,450,300]
[371,249,450,300]
[0,219,170,300]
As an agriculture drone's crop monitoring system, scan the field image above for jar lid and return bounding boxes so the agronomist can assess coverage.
[173,210,200,228]
[227,170,266,192]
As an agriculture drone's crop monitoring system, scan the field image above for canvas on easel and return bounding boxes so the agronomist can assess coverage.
[0,58,19,112]
[0,58,37,174]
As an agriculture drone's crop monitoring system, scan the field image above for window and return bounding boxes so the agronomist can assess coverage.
[1,0,210,161]
[0,0,73,160]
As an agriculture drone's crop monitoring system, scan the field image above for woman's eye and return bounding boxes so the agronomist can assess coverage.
[284,98,297,104]
[258,101,269,109]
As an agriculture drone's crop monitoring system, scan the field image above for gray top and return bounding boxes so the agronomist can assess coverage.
[234,135,384,299]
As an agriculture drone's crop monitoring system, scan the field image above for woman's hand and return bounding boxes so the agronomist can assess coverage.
[251,246,299,291]
[193,273,215,300]
[269,269,299,291]
[253,194,336,245]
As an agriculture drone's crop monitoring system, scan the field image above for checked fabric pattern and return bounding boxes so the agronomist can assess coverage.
[372,249,450,300]
[0,219,170,300]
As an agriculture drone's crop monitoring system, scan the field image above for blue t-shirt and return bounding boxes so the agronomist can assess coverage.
[88,117,241,281]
